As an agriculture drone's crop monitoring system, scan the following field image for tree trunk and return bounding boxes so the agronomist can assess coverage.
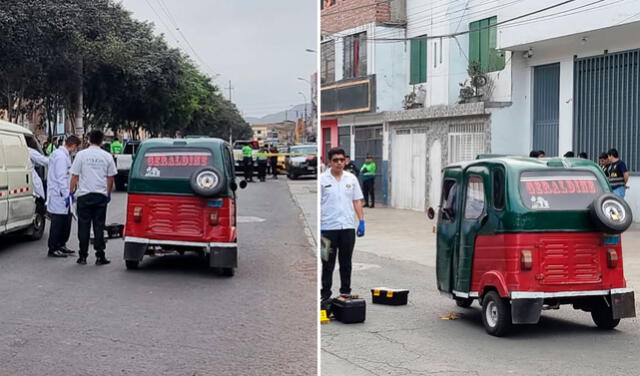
[70,58,84,136]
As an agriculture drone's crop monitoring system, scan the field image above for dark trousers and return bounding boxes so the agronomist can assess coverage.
[243,157,253,181]
[257,161,267,181]
[48,211,72,252]
[321,229,356,300]
[270,158,278,178]
[77,193,108,258]
[363,178,375,206]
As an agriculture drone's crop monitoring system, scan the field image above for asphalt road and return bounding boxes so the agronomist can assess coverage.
[321,249,640,376]
[0,179,317,376]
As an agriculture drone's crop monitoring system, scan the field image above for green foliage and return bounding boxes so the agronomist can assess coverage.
[0,0,250,139]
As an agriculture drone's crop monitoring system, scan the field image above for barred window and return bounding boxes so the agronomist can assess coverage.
[448,123,485,164]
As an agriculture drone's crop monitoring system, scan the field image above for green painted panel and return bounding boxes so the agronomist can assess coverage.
[410,38,427,84]
[469,20,480,67]
[436,170,462,294]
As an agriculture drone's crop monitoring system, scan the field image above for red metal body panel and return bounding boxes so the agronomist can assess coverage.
[471,233,626,297]
[124,194,236,243]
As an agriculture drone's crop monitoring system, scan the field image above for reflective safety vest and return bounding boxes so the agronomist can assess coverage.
[111,140,123,154]
[242,145,253,157]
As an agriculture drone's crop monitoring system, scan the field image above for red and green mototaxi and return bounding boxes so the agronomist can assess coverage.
[436,156,635,335]
[123,138,238,275]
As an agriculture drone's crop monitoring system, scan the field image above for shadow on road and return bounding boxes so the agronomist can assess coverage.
[451,306,630,339]
[127,253,232,278]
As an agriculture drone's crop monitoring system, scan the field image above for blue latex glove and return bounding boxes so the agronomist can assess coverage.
[64,193,74,208]
[357,220,365,237]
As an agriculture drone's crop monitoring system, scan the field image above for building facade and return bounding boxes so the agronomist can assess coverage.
[322,0,640,218]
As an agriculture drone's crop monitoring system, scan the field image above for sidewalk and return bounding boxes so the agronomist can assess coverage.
[286,178,318,247]
[358,206,640,287]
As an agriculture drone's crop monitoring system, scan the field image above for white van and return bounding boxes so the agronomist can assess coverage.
[0,120,45,240]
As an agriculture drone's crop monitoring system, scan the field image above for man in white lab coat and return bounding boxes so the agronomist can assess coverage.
[28,147,49,225]
[46,136,81,258]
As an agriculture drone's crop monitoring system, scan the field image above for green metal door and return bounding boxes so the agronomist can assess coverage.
[436,169,462,294]
[454,166,488,293]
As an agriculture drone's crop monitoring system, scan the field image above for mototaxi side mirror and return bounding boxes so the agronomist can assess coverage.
[230,182,238,191]
[239,180,248,189]
[427,207,435,220]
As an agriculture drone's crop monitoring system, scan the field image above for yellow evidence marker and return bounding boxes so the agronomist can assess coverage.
[320,310,330,324]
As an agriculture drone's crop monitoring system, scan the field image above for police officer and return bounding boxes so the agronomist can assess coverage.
[110,137,123,154]
[256,146,268,182]
[344,155,359,177]
[360,155,377,208]
[606,148,629,198]
[242,144,254,182]
[69,130,117,265]
[46,136,81,258]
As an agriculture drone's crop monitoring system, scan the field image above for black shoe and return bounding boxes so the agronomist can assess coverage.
[48,250,67,258]
[370,205,375,208]
[363,204,369,208]
[59,246,76,254]
[76,257,87,265]
[95,257,111,265]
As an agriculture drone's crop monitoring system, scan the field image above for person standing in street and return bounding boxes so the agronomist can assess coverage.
[69,130,117,265]
[344,155,359,177]
[256,145,268,182]
[606,148,629,198]
[321,147,365,303]
[45,138,56,156]
[269,144,279,179]
[360,155,377,208]
[46,136,81,258]
[242,143,254,182]
[110,137,123,154]
[599,152,610,171]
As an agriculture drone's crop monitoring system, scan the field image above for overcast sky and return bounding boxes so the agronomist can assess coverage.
[118,0,317,118]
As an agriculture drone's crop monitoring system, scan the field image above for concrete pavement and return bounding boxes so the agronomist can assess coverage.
[287,177,318,246]
[0,179,317,376]
[322,206,640,376]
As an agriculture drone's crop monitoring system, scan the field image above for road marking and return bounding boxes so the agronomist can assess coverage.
[352,262,381,271]
[237,216,266,223]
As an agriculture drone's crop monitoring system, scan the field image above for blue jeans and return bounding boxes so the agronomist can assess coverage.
[613,186,626,198]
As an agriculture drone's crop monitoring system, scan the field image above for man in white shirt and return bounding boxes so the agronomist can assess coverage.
[70,130,117,265]
[46,136,81,258]
[320,147,365,302]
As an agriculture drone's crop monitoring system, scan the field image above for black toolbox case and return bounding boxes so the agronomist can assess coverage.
[331,296,366,323]
[371,287,409,305]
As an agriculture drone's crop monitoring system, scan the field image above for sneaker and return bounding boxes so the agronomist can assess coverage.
[59,246,76,254]
[95,257,111,266]
[48,250,67,258]
[76,257,87,265]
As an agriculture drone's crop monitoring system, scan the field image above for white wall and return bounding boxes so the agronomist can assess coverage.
[405,0,514,107]
[498,0,640,50]
[373,26,408,112]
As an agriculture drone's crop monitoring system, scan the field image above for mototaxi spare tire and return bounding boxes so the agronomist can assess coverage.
[589,193,632,234]
[190,166,226,197]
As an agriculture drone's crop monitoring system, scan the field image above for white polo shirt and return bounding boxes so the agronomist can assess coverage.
[70,145,117,197]
[320,169,363,230]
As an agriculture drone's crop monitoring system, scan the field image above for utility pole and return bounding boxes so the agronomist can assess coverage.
[226,80,234,102]
[226,80,234,144]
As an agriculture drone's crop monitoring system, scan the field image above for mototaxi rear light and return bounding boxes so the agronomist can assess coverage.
[209,211,219,226]
[520,249,533,271]
[606,248,618,269]
[133,206,143,223]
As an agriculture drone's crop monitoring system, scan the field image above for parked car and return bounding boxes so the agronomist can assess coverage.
[114,139,140,191]
[428,156,635,336]
[0,120,46,240]
[285,144,317,179]
[123,138,246,276]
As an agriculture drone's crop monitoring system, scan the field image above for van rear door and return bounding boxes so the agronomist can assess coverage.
[1,132,35,231]
[0,133,8,232]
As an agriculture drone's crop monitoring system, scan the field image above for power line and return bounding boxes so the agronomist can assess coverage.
[146,0,220,78]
